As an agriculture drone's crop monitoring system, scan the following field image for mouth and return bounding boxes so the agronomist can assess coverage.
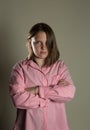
[40,51,47,54]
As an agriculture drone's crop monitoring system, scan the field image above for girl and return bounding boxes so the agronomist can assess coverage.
[9,23,76,130]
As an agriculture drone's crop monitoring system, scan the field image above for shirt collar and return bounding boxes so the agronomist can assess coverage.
[26,57,51,74]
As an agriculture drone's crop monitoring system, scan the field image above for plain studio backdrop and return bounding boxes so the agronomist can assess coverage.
[0,0,90,130]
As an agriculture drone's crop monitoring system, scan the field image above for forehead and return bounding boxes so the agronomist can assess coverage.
[34,31,47,41]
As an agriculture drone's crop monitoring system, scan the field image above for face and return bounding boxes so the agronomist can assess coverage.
[30,31,48,60]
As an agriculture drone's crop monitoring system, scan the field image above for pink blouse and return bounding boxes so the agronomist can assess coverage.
[9,58,76,130]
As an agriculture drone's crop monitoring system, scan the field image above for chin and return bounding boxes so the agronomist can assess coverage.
[41,55,48,59]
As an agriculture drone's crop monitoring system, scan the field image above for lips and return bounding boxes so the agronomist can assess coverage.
[40,51,47,54]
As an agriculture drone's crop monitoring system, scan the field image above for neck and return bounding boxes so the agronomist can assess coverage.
[35,58,45,68]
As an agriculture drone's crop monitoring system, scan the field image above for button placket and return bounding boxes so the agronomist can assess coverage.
[42,76,48,86]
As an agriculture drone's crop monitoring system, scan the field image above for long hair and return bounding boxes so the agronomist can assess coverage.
[28,23,60,67]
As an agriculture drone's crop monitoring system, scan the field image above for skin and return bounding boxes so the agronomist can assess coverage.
[26,31,70,94]
[27,31,49,68]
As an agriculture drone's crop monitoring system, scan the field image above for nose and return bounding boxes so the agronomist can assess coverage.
[41,42,47,50]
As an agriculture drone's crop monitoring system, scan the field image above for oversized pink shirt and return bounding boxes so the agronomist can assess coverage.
[9,58,76,130]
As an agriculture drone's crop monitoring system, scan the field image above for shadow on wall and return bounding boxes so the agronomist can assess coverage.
[0,22,16,130]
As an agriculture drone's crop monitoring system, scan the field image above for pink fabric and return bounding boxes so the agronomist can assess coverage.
[9,58,76,130]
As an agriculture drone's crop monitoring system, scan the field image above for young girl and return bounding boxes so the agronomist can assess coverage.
[9,23,76,130]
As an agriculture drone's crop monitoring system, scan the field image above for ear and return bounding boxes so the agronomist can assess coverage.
[26,40,33,59]
[26,38,31,47]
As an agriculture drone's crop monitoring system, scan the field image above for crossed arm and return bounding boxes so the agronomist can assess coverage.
[9,62,75,109]
[25,79,70,95]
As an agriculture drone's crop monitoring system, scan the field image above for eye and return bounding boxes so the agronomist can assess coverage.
[34,41,42,45]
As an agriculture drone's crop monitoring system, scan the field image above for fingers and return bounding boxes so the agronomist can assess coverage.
[58,79,70,86]
[25,86,39,94]
[25,87,34,91]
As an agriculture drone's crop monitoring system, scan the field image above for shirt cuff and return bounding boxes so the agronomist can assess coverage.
[39,98,49,107]
[38,86,45,99]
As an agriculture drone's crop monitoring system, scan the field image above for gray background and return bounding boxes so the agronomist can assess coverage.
[0,0,90,130]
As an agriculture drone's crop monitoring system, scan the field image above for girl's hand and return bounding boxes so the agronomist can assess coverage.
[58,79,70,86]
[25,86,39,95]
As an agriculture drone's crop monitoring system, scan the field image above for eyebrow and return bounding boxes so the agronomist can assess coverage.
[34,40,42,44]
[35,40,42,42]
